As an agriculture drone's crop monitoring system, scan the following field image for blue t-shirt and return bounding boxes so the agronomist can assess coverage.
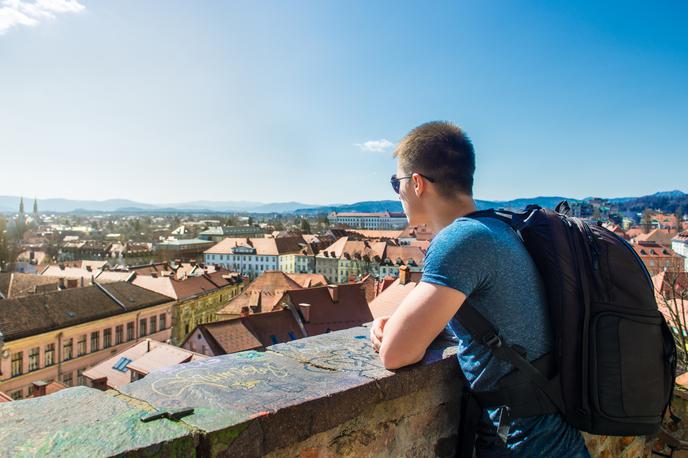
[422,216,590,457]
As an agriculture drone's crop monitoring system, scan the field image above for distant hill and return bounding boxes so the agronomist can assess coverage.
[294,196,577,215]
[615,190,687,213]
[0,191,684,215]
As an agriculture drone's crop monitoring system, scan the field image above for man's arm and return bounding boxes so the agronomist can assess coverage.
[378,281,466,370]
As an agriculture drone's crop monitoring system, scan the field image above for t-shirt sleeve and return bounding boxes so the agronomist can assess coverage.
[421,221,497,297]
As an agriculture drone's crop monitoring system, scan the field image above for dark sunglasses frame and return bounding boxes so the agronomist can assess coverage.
[390,173,436,194]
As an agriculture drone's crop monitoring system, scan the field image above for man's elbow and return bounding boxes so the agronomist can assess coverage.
[379,345,423,370]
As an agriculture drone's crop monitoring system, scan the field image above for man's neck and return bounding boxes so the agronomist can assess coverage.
[426,195,477,234]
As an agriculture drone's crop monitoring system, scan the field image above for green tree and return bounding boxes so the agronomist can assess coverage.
[300,218,311,234]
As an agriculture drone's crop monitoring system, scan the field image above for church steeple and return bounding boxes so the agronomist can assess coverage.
[18,197,24,216]
[33,198,38,218]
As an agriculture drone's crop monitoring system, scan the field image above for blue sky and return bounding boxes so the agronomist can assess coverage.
[0,1,686,205]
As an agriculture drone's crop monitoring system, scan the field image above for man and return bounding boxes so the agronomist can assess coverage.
[369,121,589,457]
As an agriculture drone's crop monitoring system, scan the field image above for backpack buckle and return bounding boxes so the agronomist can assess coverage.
[483,334,502,349]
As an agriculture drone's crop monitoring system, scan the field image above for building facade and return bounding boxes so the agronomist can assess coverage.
[204,237,308,279]
[672,232,688,271]
[327,211,408,230]
[0,283,173,400]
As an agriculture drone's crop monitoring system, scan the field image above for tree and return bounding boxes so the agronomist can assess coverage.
[641,208,654,234]
[658,272,688,372]
[0,216,9,271]
[300,218,311,234]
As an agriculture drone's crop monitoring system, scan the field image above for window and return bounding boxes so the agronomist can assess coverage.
[11,352,23,377]
[113,357,132,372]
[62,372,73,387]
[127,322,135,341]
[45,343,55,367]
[77,335,86,356]
[159,313,167,330]
[150,316,157,334]
[103,328,112,348]
[90,331,100,352]
[288,332,297,341]
[28,347,39,372]
[63,339,73,361]
[77,369,85,386]
[139,318,147,337]
[10,390,23,400]
[115,325,123,345]
[270,335,278,345]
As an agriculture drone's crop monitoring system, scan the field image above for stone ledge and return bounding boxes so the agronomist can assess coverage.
[0,325,460,457]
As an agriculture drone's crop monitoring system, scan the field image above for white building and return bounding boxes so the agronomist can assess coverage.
[672,231,688,271]
[327,211,407,230]
[204,237,311,279]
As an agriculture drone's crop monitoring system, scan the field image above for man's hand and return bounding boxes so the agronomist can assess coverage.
[370,316,390,352]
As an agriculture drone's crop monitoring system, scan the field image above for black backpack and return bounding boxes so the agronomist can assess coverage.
[456,202,677,452]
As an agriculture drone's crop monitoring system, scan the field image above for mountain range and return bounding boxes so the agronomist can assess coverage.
[0,190,685,215]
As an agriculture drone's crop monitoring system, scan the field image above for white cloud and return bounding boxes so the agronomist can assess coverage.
[355,138,395,153]
[0,0,84,35]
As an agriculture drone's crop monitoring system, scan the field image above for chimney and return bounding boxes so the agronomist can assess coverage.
[59,263,65,270]
[32,381,48,397]
[240,306,250,317]
[80,276,84,288]
[327,284,339,303]
[399,265,409,285]
[298,303,311,323]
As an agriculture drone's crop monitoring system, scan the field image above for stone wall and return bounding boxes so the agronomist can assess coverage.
[0,325,460,457]
[1,323,684,457]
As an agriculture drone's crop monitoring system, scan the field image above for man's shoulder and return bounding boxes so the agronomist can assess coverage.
[433,217,496,247]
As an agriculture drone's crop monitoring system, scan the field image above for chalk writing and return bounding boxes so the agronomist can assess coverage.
[150,362,289,398]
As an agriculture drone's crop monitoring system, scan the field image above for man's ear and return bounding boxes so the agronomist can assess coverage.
[412,173,425,197]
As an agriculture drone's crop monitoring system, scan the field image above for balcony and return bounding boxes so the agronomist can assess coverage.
[0,325,680,456]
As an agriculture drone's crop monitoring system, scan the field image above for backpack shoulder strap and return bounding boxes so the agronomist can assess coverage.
[464,207,536,232]
[456,303,565,413]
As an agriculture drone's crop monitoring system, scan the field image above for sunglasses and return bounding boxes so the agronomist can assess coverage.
[390,173,436,194]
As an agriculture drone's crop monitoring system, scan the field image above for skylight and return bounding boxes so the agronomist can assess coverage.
[112,357,132,372]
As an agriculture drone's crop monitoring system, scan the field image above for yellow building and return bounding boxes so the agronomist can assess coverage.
[0,282,174,400]
[132,270,244,345]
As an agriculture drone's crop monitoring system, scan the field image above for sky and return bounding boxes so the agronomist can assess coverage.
[0,0,686,206]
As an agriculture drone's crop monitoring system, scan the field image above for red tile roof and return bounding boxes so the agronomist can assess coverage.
[83,339,206,389]
[283,284,373,335]
[190,283,372,354]
[633,228,674,246]
[204,237,306,256]
[217,271,303,316]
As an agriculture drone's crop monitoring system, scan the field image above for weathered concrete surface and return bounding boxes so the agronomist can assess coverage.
[119,346,373,435]
[0,386,195,458]
[117,325,461,456]
[0,325,463,457]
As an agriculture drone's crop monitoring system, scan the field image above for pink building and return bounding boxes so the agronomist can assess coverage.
[0,282,174,401]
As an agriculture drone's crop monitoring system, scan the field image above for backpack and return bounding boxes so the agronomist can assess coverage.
[456,202,677,451]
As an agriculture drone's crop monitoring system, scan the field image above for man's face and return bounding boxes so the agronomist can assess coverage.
[396,162,425,226]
